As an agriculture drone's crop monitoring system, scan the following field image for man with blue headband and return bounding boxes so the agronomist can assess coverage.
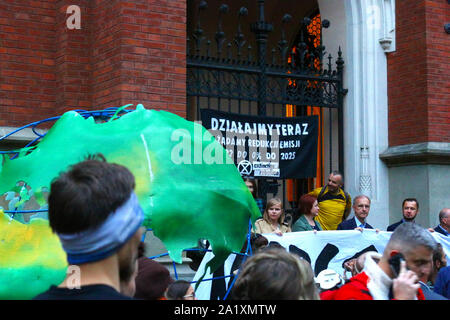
[34,154,144,299]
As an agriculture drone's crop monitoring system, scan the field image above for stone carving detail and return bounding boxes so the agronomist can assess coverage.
[379,0,396,52]
[359,146,372,195]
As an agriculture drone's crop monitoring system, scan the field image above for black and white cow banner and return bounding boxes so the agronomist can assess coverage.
[192,230,450,300]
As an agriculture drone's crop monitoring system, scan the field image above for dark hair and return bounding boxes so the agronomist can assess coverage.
[48,154,135,234]
[265,242,284,250]
[244,178,257,198]
[433,243,444,265]
[240,233,269,253]
[165,280,192,300]
[138,242,146,259]
[135,257,174,300]
[298,194,317,216]
[251,233,269,252]
[402,198,419,210]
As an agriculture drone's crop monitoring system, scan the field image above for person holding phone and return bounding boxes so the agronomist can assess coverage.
[322,222,437,300]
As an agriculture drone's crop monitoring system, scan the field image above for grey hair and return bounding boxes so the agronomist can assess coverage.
[353,195,371,206]
[388,222,437,254]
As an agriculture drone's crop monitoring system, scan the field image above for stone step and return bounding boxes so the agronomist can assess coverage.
[142,230,197,282]
[155,257,196,282]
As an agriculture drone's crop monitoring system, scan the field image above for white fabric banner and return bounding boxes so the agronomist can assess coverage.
[192,230,450,300]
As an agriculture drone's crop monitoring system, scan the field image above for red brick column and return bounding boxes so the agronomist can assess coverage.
[55,0,93,115]
[424,0,449,143]
[387,0,450,146]
[90,0,122,109]
[91,0,186,116]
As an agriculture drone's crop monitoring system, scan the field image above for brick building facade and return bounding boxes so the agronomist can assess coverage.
[387,0,449,146]
[381,0,449,226]
[0,0,449,228]
[0,0,186,130]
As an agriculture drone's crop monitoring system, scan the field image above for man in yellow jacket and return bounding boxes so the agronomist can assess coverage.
[308,171,352,230]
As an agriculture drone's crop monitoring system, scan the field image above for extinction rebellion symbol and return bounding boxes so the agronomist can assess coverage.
[237,160,253,176]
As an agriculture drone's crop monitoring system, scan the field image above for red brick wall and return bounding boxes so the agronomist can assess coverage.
[90,0,122,109]
[387,0,450,146]
[91,0,187,116]
[0,0,57,127]
[0,0,187,128]
[424,0,450,143]
[56,0,92,115]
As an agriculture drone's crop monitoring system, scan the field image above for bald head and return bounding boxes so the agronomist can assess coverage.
[327,171,343,193]
[439,208,450,232]
[439,208,450,222]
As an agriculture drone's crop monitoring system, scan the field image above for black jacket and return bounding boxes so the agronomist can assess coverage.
[387,220,403,232]
[337,218,373,230]
[434,225,449,236]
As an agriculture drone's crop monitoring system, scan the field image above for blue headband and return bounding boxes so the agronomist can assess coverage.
[58,192,144,264]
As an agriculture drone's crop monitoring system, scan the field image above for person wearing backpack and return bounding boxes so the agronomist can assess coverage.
[308,171,352,230]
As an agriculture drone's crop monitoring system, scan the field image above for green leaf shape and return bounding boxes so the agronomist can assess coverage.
[0,105,260,289]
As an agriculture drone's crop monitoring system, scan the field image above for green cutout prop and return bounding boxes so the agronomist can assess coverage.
[0,105,260,299]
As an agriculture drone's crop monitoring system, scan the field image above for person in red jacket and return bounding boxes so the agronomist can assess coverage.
[322,222,437,300]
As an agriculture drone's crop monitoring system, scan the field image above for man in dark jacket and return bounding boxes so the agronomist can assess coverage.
[433,208,450,236]
[337,195,374,230]
[387,198,420,232]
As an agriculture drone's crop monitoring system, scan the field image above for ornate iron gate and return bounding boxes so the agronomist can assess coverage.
[187,0,347,210]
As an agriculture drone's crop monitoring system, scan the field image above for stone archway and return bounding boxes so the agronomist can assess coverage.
[318,0,395,228]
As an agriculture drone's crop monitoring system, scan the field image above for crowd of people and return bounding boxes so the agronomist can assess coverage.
[31,157,449,300]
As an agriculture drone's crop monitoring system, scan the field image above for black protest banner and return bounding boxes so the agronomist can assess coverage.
[200,109,318,179]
